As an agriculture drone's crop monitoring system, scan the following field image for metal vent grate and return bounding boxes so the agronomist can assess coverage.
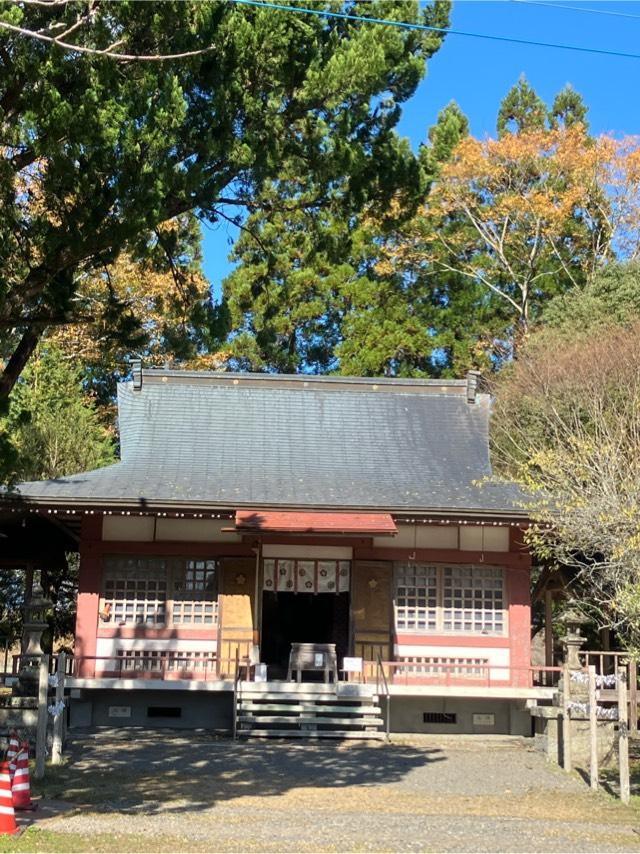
[423,712,457,724]
[147,706,182,718]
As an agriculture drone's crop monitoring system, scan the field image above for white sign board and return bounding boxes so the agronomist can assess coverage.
[254,664,268,683]
[473,713,495,727]
[343,657,363,673]
[108,706,132,718]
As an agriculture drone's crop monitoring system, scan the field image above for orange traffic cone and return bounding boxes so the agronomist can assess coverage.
[0,761,20,835]
[11,744,35,811]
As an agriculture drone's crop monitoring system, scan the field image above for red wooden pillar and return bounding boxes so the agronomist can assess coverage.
[75,517,102,678]
[508,526,532,687]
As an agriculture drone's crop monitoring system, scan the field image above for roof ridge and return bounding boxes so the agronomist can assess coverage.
[132,366,480,397]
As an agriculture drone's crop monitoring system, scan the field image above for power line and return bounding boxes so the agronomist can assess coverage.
[513,1,640,22]
[230,0,640,60]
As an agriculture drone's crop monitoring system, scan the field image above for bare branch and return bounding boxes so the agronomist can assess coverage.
[0,16,218,62]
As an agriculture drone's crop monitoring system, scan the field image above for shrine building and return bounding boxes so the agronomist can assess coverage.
[1,363,556,738]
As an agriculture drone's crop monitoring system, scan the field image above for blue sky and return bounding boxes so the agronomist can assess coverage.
[202,0,640,296]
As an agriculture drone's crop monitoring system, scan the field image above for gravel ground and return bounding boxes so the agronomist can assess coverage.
[28,732,640,852]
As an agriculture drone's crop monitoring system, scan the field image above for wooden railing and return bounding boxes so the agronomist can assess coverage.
[14,650,563,691]
[68,654,218,681]
[365,661,562,689]
[58,641,254,682]
[12,653,74,676]
[579,652,639,733]
[580,650,636,677]
[375,653,391,741]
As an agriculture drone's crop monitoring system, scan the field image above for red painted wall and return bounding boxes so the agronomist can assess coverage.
[74,518,532,687]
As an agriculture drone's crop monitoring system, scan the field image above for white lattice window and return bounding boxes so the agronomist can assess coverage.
[393,564,506,635]
[395,565,437,630]
[103,558,167,626]
[102,557,219,628]
[172,559,218,625]
[443,566,504,633]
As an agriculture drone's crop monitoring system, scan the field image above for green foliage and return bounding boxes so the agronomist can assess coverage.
[0,350,109,641]
[549,84,589,131]
[49,213,230,408]
[497,77,589,137]
[497,75,547,137]
[224,77,597,375]
[420,101,470,177]
[1,0,449,400]
[3,345,114,483]
[224,96,480,377]
[491,322,640,650]
[0,569,24,644]
[542,261,640,333]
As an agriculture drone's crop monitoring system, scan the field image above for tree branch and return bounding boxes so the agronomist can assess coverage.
[0,14,218,62]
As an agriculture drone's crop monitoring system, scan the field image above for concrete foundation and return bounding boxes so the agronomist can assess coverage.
[387,696,532,736]
[69,690,234,731]
[70,690,534,737]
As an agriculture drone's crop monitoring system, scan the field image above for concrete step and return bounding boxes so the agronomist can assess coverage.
[240,681,374,694]
[238,714,384,727]
[236,729,386,740]
[235,679,384,740]
[238,687,378,703]
[239,693,379,704]
[238,702,381,714]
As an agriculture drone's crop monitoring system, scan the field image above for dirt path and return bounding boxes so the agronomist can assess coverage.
[9,733,640,852]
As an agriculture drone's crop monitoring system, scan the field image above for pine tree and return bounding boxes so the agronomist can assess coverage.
[223,101,481,377]
[497,75,547,137]
[420,101,470,178]
[549,84,589,130]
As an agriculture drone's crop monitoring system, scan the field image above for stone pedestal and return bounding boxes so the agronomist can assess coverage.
[531,705,618,767]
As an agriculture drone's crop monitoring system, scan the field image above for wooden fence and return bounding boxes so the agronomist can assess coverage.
[564,653,638,805]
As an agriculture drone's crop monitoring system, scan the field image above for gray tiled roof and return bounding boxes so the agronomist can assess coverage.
[11,371,524,515]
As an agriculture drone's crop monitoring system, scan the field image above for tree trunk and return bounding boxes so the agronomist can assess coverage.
[0,325,43,401]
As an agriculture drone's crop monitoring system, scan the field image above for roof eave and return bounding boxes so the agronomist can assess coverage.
[1,494,530,520]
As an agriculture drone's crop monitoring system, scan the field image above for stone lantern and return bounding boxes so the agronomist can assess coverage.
[14,574,52,697]
[561,604,590,671]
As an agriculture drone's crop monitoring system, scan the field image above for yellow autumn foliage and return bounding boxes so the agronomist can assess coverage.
[378,126,640,341]
[49,251,229,371]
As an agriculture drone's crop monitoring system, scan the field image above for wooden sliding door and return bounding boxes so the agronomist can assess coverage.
[351,560,392,678]
[217,557,256,678]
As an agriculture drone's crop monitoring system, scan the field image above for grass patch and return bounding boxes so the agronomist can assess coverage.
[600,756,640,808]
[0,828,208,853]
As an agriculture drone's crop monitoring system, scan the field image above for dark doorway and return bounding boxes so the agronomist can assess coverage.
[261,592,349,679]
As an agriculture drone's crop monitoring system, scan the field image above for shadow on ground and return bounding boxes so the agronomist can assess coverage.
[37,733,445,817]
